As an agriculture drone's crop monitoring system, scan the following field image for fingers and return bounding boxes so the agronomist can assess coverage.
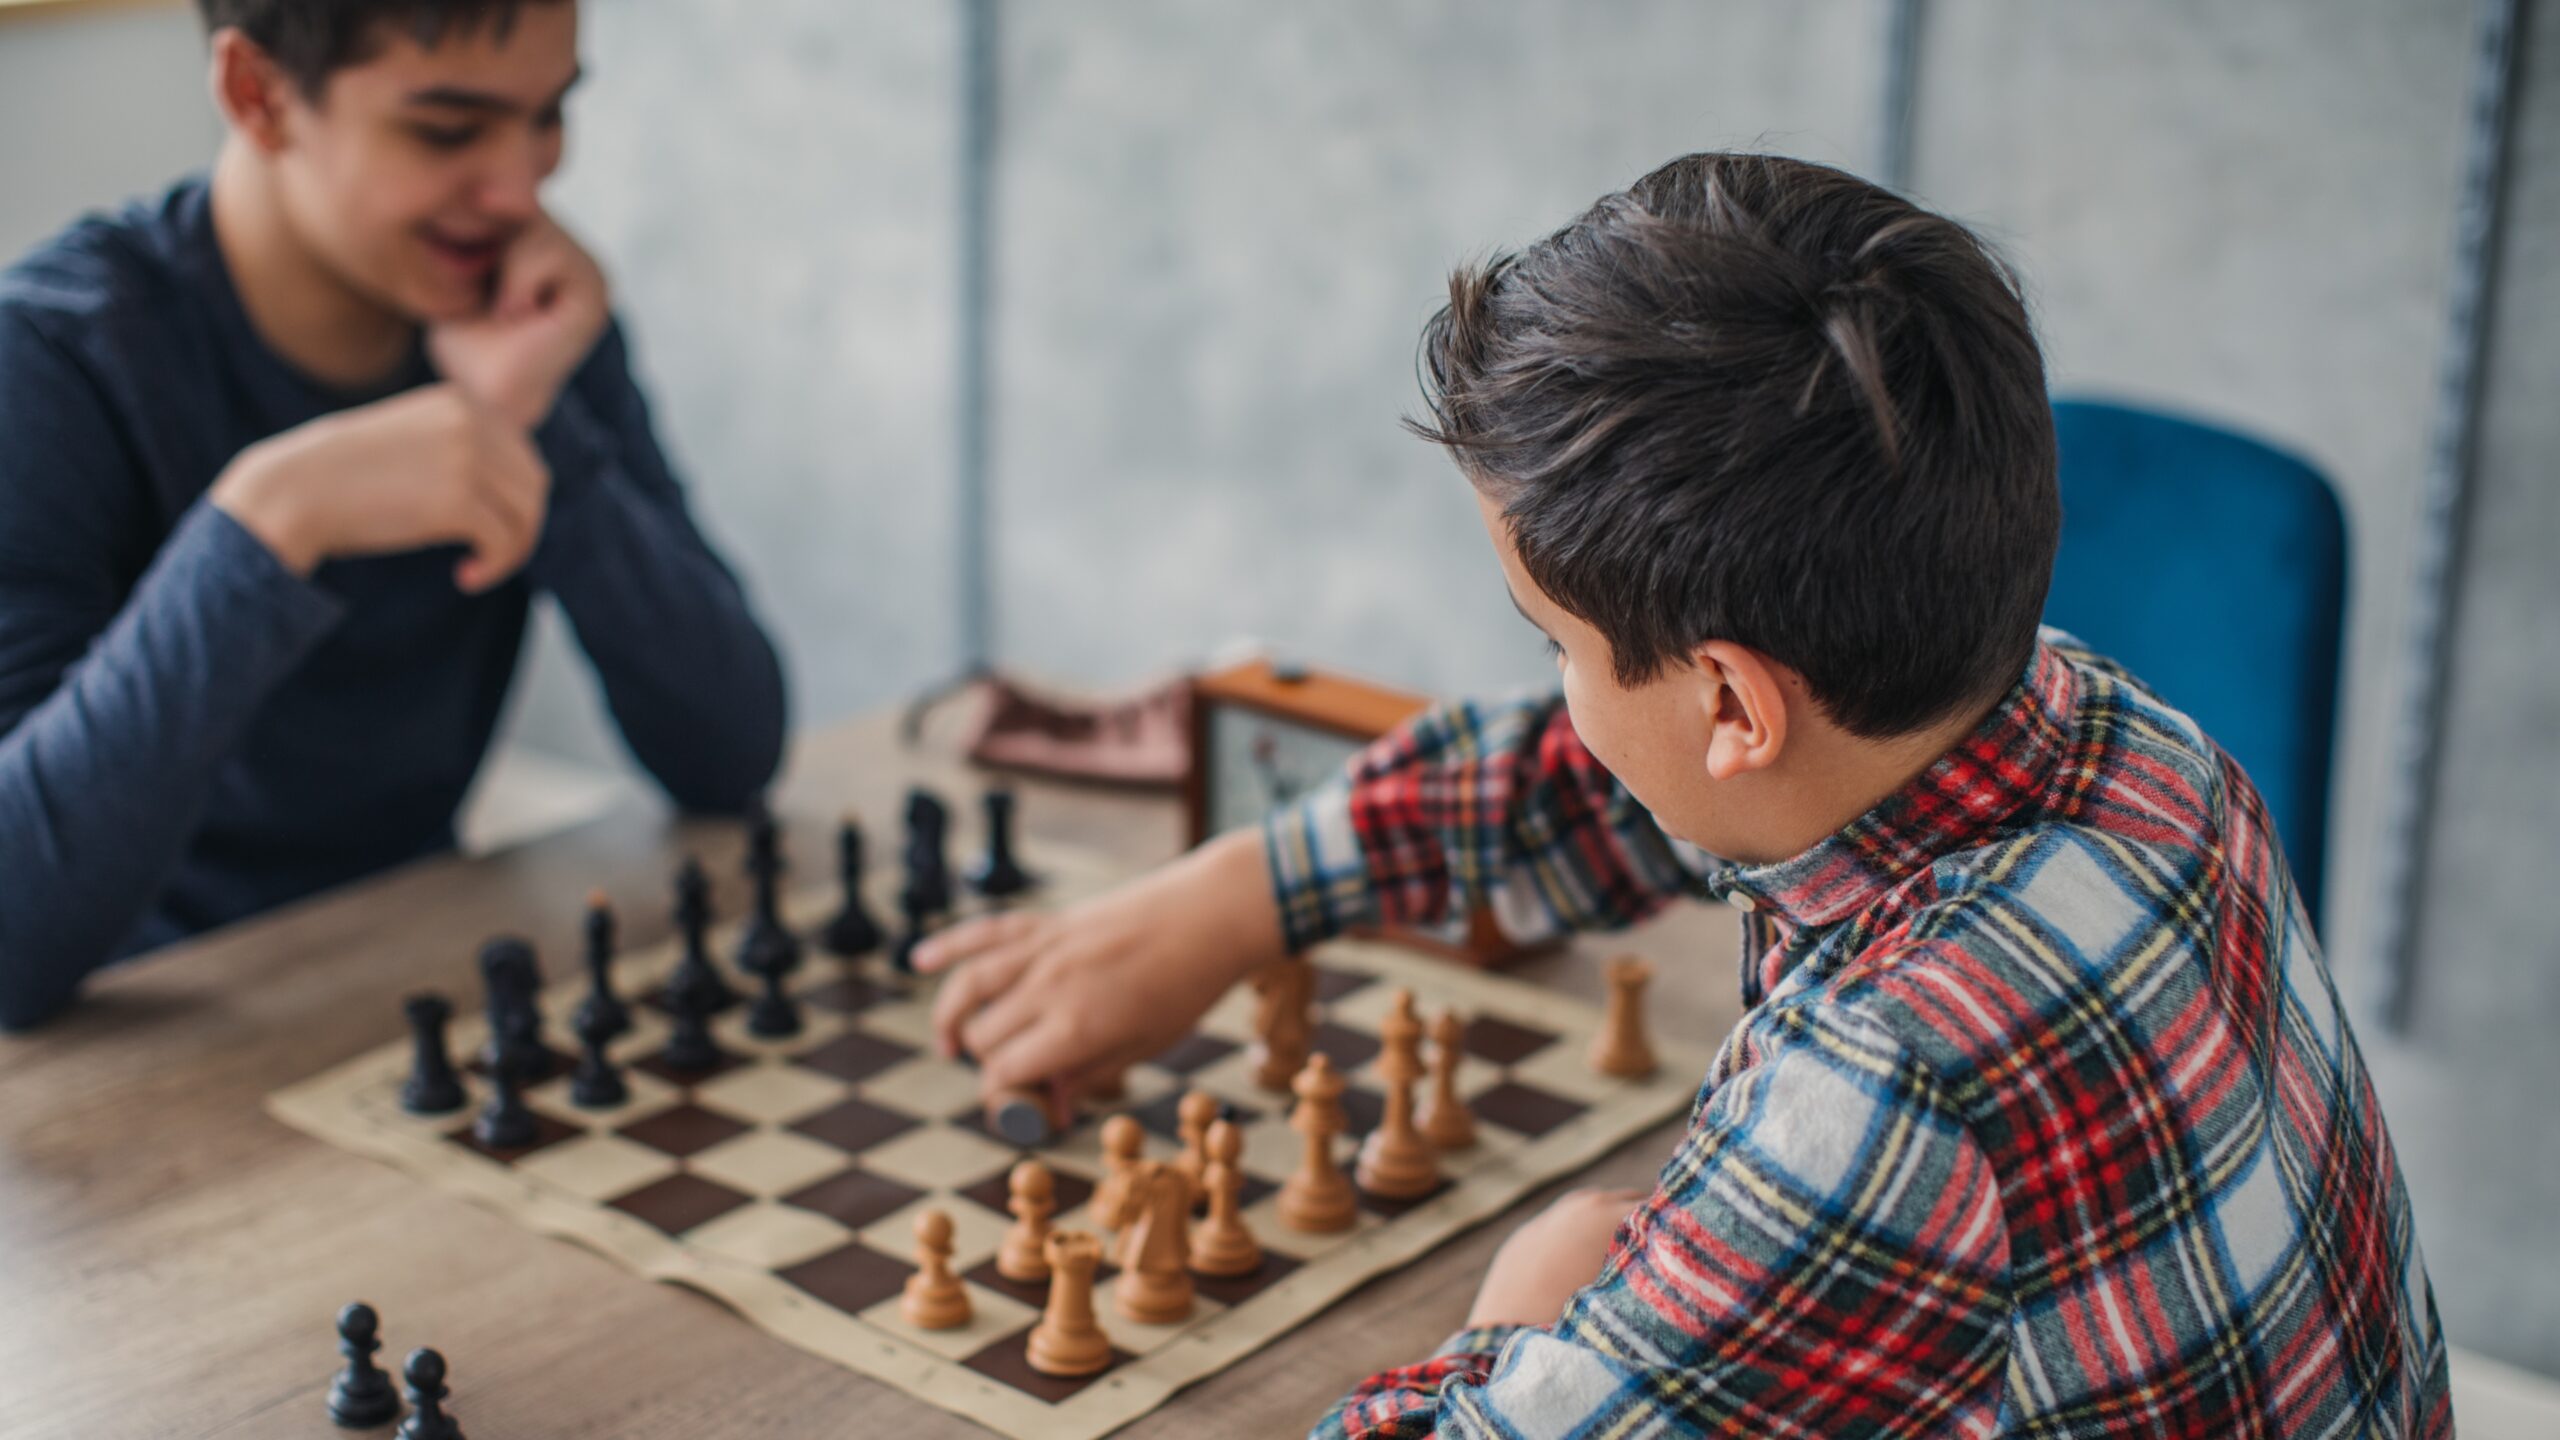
[449,483,538,594]
[957,979,1050,1072]
[915,911,1038,975]
[976,1010,1109,1095]
[929,938,1038,1059]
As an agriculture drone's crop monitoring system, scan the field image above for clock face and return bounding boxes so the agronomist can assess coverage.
[1204,704,1372,836]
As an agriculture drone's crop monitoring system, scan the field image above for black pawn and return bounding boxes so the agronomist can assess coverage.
[471,1059,538,1150]
[568,1008,628,1110]
[570,892,631,1045]
[821,817,884,958]
[666,858,739,1014]
[658,975,722,1074]
[396,1348,462,1440]
[327,1301,402,1428]
[734,807,803,979]
[399,995,466,1116]
[967,789,1036,899]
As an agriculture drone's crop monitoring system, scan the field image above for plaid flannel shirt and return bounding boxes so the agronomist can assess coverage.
[1264,631,2449,1439]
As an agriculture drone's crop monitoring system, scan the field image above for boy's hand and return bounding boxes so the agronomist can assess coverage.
[426,213,611,432]
[1466,1187,1649,1329]
[210,383,551,591]
[919,829,1288,1107]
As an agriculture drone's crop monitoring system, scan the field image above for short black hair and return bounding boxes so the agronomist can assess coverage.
[1413,152,2059,738]
[196,0,551,96]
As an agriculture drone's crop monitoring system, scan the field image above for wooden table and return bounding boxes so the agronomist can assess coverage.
[0,712,1743,1439]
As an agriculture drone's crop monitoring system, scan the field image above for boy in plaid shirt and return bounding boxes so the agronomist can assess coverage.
[924,153,2448,1437]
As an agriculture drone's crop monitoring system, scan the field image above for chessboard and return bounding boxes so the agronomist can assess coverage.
[267,805,1712,1440]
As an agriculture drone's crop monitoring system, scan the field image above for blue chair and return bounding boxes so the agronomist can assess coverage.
[2043,399,2348,931]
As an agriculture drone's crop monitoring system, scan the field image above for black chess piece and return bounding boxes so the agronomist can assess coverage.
[901,788,954,919]
[395,1348,462,1440]
[657,969,723,1074]
[665,857,739,1014]
[570,892,631,1045]
[471,1059,538,1150]
[326,1301,402,1428]
[476,936,552,1082]
[820,816,884,958]
[888,883,931,975]
[966,788,1036,899]
[568,1000,628,1110]
[746,965,802,1039]
[734,807,804,979]
[399,994,466,1116]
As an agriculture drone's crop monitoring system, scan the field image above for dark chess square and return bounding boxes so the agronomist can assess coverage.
[607,1172,753,1236]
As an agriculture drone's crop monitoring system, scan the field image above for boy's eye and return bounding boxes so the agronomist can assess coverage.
[1544,636,1565,662]
[535,105,565,132]
[412,123,482,151]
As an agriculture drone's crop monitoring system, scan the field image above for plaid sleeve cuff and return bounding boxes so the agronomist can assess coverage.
[1432,1324,1521,1367]
[1262,781,1383,952]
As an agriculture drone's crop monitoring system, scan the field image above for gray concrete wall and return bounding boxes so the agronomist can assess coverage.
[0,3,217,260]
[987,0,1882,698]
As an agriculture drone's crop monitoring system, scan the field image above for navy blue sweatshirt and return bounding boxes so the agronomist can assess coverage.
[0,179,788,1028]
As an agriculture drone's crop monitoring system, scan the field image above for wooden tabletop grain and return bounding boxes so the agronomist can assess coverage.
[0,711,1743,1439]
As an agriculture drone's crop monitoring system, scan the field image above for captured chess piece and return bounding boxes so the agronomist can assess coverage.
[568,994,629,1110]
[667,856,740,1013]
[735,804,804,980]
[901,1208,973,1330]
[471,1059,538,1151]
[1248,955,1316,1092]
[1173,1090,1220,1194]
[1589,955,1658,1079]
[570,892,631,1046]
[997,1159,1057,1282]
[966,788,1036,899]
[820,815,884,959]
[1278,1054,1357,1233]
[1094,1115,1146,1261]
[394,1348,461,1440]
[1354,989,1442,1199]
[1109,1161,1195,1324]
[985,1086,1052,1147]
[398,994,466,1116]
[1026,1230,1113,1378]
[1189,1120,1262,1277]
[1416,1007,1478,1151]
[476,936,551,1083]
[326,1301,402,1428]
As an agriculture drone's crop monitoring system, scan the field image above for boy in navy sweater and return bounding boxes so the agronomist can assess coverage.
[0,0,786,1027]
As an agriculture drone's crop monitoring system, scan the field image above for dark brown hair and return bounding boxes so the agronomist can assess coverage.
[197,0,550,96]
[1413,152,2058,738]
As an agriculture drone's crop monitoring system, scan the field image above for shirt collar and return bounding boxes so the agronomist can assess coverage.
[1708,639,2079,931]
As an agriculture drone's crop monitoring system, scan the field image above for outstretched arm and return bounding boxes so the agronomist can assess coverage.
[1265,692,1709,952]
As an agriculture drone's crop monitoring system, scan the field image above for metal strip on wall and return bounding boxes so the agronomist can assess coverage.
[2375,0,2527,1030]
[954,0,999,672]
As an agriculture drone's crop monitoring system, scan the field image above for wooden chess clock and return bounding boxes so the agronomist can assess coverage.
[1184,656,1530,966]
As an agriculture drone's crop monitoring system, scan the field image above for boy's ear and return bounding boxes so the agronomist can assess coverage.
[209,29,297,153]
[1695,640,1790,782]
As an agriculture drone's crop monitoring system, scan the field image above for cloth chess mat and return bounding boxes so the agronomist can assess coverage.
[267,836,1712,1440]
